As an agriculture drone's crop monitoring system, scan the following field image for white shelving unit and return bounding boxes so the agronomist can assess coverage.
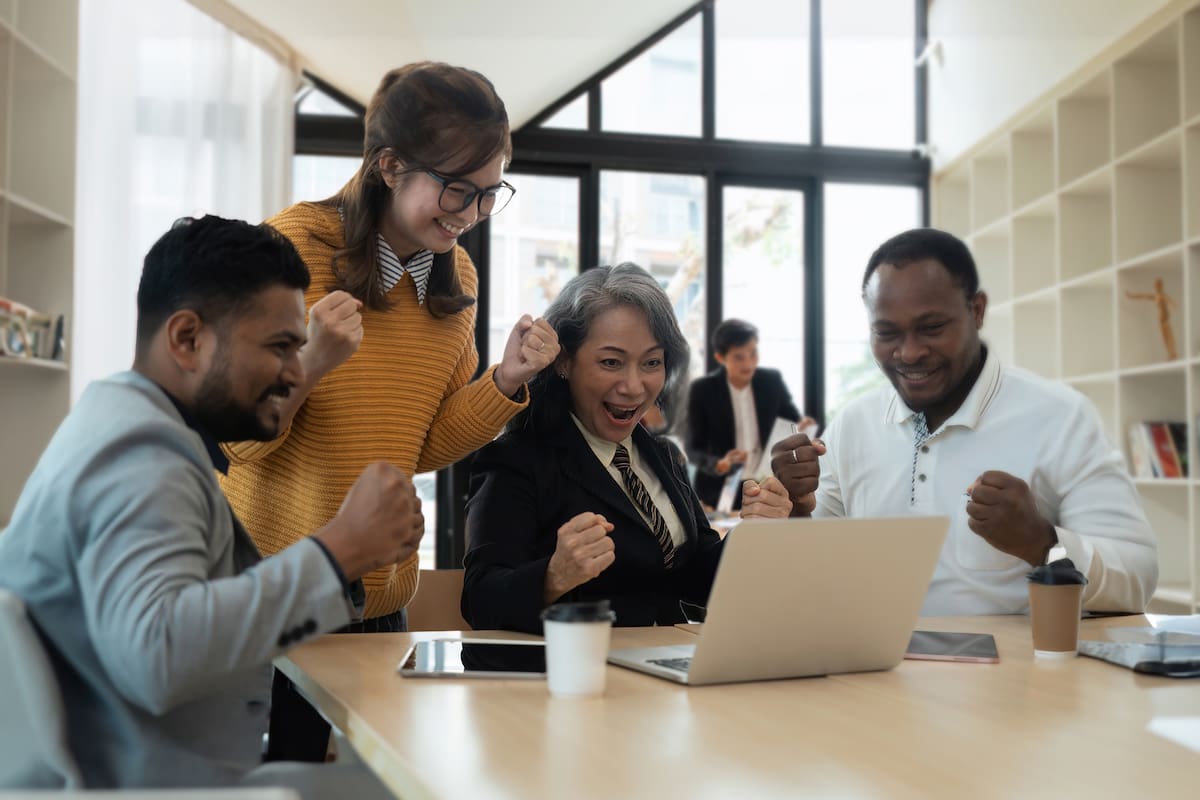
[0,0,77,524]
[934,0,1200,612]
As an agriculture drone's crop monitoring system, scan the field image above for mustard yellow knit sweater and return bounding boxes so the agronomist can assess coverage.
[221,202,526,619]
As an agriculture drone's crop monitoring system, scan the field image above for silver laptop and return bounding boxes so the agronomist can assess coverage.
[607,516,948,685]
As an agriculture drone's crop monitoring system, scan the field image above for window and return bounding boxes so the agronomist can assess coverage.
[823,182,922,417]
[602,15,702,137]
[722,186,807,411]
[716,0,810,143]
[540,95,587,130]
[487,173,580,366]
[292,155,360,203]
[823,0,917,149]
[600,170,707,384]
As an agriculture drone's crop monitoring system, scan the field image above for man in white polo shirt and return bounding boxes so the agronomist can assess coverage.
[772,227,1157,615]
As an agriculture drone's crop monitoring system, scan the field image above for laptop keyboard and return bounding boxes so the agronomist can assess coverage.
[648,656,692,672]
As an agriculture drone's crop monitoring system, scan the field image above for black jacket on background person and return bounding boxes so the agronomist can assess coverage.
[462,416,724,634]
[685,366,801,508]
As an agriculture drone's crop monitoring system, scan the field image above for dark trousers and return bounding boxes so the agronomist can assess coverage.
[264,608,407,762]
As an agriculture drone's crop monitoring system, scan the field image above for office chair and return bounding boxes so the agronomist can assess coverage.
[0,587,83,789]
[405,569,471,632]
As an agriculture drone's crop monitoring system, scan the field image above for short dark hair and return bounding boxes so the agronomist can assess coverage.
[862,228,979,298]
[136,215,310,352]
[711,319,758,355]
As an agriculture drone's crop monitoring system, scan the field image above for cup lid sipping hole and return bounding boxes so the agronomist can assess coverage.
[541,599,617,623]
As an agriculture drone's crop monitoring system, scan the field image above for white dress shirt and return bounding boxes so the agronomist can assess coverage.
[815,349,1158,615]
[572,415,686,548]
[729,380,761,471]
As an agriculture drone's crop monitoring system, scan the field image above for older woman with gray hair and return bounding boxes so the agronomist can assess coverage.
[461,263,791,633]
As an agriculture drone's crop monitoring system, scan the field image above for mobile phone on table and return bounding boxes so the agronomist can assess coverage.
[904,630,999,663]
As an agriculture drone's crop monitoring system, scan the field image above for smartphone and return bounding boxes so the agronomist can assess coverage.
[904,630,999,663]
[398,639,546,679]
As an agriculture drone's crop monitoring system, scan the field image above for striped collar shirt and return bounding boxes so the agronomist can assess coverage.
[377,235,433,304]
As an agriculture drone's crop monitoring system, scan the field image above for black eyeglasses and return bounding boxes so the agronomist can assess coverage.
[424,170,516,217]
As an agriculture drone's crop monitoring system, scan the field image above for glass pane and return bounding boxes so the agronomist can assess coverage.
[291,155,360,203]
[716,0,810,144]
[414,471,437,569]
[721,186,807,413]
[541,94,587,130]
[602,15,701,137]
[823,183,922,417]
[487,173,580,366]
[599,170,707,408]
[823,0,916,149]
[297,85,358,117]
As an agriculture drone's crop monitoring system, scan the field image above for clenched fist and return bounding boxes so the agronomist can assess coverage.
[543,512,616,604]
[315,461,422,581]
[303,290,363,380]
[494,315,560,397]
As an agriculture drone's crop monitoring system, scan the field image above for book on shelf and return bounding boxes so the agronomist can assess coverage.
[1127,421,1188,479]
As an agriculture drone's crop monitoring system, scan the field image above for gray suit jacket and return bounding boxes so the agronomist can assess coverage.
[0,371,356,788]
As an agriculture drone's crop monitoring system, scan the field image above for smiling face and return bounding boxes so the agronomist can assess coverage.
[379,152,506,260]
[865,258,986,429]
[562,305,667,443]
[193,285,307,442]
[715,338,759,389]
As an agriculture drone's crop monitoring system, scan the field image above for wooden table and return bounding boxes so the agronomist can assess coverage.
[278,616,1199,799]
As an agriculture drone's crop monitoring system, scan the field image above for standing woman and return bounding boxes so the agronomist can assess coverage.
[221,62,558,756]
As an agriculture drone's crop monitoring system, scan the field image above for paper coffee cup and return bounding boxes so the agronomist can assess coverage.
[1028,582,1084,658]
[541,601,616,697]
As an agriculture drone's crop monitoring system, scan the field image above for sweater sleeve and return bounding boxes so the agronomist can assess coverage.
[415,255,528,473]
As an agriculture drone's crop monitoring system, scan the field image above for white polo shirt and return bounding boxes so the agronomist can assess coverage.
[815,349,1158,615]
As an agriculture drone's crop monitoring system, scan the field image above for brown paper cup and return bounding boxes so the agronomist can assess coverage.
[1028,582,1084,658]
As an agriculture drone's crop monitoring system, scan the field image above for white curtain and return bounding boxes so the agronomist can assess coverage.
[74,0,297,401]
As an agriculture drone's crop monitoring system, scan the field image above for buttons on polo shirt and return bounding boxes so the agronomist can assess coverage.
[304,619,317,635]
[918,474,927,482]
[921,445,930,453]
[277,632,291,648]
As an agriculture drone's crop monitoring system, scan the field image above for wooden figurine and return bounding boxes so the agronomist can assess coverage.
[1125,277,1178,361]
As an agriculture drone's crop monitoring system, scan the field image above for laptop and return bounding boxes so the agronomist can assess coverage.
[607,515,949,685]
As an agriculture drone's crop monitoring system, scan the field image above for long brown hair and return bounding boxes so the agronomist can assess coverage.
[321,62,511,316]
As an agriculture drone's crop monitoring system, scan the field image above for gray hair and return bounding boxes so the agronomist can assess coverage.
[510,263,691,434]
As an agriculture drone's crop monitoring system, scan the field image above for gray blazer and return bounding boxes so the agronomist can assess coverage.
[0,371,356,789]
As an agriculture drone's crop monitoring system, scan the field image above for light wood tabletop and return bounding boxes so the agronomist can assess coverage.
[277,615,1199,800]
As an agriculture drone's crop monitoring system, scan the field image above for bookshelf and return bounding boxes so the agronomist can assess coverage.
[934,0,1200,612]
[0,0,77,524]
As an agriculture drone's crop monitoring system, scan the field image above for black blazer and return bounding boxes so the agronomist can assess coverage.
[685,367,801,508]
[461,418,724,634]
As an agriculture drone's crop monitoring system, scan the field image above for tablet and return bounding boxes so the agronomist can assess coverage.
[398,639,547,679]
[904,630,999,663]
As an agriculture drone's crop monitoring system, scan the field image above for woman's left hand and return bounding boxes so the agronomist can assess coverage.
[494,314,560,397]
[739,476,793,519]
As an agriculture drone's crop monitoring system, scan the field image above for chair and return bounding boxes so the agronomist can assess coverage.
[0,587,83,789]
[405,570,471,632]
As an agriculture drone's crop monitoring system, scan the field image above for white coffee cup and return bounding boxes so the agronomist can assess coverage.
[541,600,616,697]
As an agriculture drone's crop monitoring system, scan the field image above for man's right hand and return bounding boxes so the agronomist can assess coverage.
[315,461,421,581]
[302,290,363,380]
[770,434,826,515]
[716,448,749,475]
[543,512,616,604]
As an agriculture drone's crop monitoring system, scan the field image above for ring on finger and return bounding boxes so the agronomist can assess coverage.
[791,448,798,463]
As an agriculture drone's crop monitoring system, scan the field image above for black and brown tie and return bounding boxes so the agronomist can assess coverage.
[612,444,676,568]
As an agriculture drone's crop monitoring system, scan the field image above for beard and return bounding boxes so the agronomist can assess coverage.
[193,359,289,443]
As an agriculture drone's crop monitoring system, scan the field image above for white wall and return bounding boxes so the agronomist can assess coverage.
[928,0,1173,169]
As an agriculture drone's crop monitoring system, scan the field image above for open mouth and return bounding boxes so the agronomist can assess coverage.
[437,219,465,237]
[894,366,939,386]
[604,402,639,422]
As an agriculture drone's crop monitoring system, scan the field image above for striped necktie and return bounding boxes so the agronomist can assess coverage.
[612,444,676,568]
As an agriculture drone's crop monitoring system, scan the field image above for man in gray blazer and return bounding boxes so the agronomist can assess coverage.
[0,216,419,795]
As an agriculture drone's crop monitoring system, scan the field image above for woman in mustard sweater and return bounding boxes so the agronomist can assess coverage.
[221,62,559,759]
